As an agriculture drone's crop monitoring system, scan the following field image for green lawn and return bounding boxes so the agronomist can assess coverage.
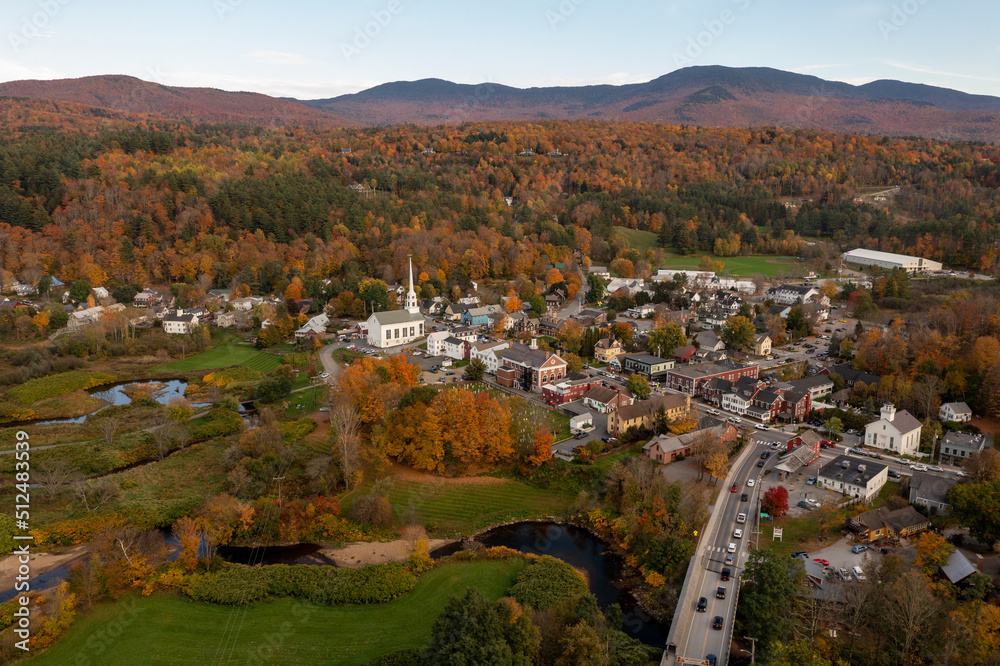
[615,226,660,252]
[658,253,804,277]
[377,478,575,536]
[28,560,527,666]
[157,341,282,373]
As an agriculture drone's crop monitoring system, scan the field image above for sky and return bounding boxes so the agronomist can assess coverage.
[2,0,999,99]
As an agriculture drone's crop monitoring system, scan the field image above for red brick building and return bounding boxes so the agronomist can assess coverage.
[496,344,568,393]
[541,376,601,404]
[666,361,759,396]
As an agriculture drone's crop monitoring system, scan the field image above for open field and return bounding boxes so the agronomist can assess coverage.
[27,560,527,666]
[658,253,804,277]
[374,477,575,536]
[615,226,660,252]
[157,341,282,373]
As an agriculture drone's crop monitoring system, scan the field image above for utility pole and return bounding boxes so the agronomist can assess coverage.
[742,636,757,663]
[273,476,285,506]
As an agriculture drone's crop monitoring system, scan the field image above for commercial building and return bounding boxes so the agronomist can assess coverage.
[849,505,931,542]
[496,344,567,392]
[665,361,759,396]
[607,393,690,436]
[622,354,675,380]
[842,248,942,273]
[938,431,987,467]
[818,455,888,502]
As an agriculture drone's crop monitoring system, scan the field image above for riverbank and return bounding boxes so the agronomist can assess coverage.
[0,544,89,589]
[323,538,456,567]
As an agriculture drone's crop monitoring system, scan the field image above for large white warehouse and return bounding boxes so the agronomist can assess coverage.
[842,248,942,273]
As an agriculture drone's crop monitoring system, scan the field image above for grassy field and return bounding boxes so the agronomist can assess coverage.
[615,226,660,252]
[658,253,804,277]
[375,478,576,536]
[28,560,527,666]
[157,341,283,373]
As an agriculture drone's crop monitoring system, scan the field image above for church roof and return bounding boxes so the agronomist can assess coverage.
[369,310,424,325]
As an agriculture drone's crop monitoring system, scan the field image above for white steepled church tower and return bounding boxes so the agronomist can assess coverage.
[405,255,420,314]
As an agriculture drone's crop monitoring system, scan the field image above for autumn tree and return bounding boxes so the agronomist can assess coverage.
[721,315,756,352]
[625,374,650,400]
[330,401,362,490]
[762,485,789,517]
[464,357,487,381]
[964,449,1000,484]
[529,428,554,466]
[646,323,685,358]
[173,516,202,572]
[504,289,522,314]
[912,531,954,574]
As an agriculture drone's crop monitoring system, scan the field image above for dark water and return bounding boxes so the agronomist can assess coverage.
[432,522,667,647]
[34,379,209,426]
[218,543,329,566]
[0,564,76,603]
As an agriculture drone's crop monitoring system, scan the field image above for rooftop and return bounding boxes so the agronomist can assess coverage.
[370,310,425,325]
[843,248,929,264]
[819,455,888,486]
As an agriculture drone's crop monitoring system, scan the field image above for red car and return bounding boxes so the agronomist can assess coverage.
[813,558,830,566]
[731,483,739,493]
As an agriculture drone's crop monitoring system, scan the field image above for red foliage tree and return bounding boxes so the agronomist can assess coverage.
[761,485,789,518]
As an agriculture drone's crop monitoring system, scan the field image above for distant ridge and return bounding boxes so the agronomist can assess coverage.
[2,66,999,141]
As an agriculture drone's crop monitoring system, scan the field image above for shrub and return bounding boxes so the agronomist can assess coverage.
[508,555,588,611]
[350,495,394,527]
[8,371,116,404]
[189,407,243,440]
[185,562,417,606]
[203,367,265,388]
[280,418,316,442]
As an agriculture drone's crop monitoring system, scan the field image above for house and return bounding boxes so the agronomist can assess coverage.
[496,344,567,392]
[539,314,565,335]
[863,403,922,456]
[441,336,472,361]
[594,336,625,363]
[672,345,698,364]
[541,375,601,404]
[230,296,263,312]
[570,412,594,431]
[489,311,513,332]
[785,374,834,401]
[777,389,812,423]
[582,386,634,414]
[470,340,510,374]
[643,421,737,463]
[294,313,329,339]
[571,309,607,326]
[752,334,772,357]
[604,278,646,297]
[607,393,691,437]
[133,288,163,308]
[665,361,759,396]
[693,348,728,364]
[461,306,499,327]
[818,455,888,502]
[939,402,973,423]
[92,286,110,301]
[426,331,451,357]
[824,364,880,388]
[163,309,200,335]
[625,303,657,319]
[849,505,930,542]
[444,303,473,321]
[938,431,987,467]
[766,304,792,319]
[366,310,425,348]
[938,550,977,585]
[545,291,566,309]
[694,331,725,352]
[588,266,610,280]
[215,310,251,329]
[511,313,540,335]
[421,298,447,316]
[773,440,823,481]
[766,284,820,305]
[67,304,123,331]
[622,354,675,381]
[908,472,956,515]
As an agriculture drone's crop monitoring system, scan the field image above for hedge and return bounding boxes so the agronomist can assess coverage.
[8,371,116,404]
[185,562,417,606]
[508,555,589,611]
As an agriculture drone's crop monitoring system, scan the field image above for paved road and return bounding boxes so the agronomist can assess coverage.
[675,440,769,665]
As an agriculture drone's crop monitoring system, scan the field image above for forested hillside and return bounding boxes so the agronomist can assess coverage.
[1,100,1000,298]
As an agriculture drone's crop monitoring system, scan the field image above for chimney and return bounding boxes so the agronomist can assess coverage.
[177,309,184,317]
[530,337,537,350]
[881,403,896,422]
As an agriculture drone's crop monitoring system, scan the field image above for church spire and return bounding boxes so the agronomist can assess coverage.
[405,255,420,314]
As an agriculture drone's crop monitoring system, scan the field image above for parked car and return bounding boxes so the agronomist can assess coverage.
[728,416,742,424]
[910,464,928,472]
[851,545,869,554]
[797,501,813,510]
[806,477,816,485]
[707,408,720,415]
[813,558,830,566]
[928,465,943,472]
[791,551,809,559]
[318,406,329,412]
[853,566,866,581]
[839,568,851,580]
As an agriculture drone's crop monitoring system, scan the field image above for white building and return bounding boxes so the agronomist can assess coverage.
[604,278,647,297]
[470,341,510,374]
[230,296,263,312]
[864,403,922,455]
[404,256,420,315]
[818,455,888,502]
[721,391,751,416]
[426,331,451,357]
[92,286,110,300]
[939,402,972,423]
[441,336,470,361]
[366,310,425,348]
[842,248,942,273]
[294,313,329,339]
[766,284,819,305]
[163,309,199,335]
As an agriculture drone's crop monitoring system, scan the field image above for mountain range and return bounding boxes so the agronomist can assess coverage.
[3,66,999,142]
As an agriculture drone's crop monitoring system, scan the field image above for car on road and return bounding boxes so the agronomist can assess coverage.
[727,542,737,553]
[707,408,720,415]
[754,423,769,431]
[716,586,726,599]
[806,477,817,485]
[741,493,749,502]
[957,471,967,477]
[731,483,739,493]
[724,554,734,565]
[737,512,746,524]
[760,451,770,459]
[851,544,869,554]
[712,616,724,630]
[319,372,330,378]
[746,479,755,487]
[728,416,742,424]
[697,597,708,612]
[733,529,743,539]
[910,464,928,472]
[721,567,731,581]
[813,558,830,566]
[928,465,943,472]
[706,654,717,666]
[756,460,765,468]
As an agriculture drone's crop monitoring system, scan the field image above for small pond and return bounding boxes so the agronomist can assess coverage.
[34,379,209,426]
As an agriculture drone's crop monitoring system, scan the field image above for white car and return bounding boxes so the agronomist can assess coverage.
[737,512,747,524]
[910,464,928,472]
[707,408,720,415]
[733,529,743,539]
[729,417,742,424]
[746,479,755,487]
[957,471,967,478]
[727,542,737,553]
[928,465,943,472]
[754,424,769,431]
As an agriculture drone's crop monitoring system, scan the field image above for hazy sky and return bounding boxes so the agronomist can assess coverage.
[3,0,999,99]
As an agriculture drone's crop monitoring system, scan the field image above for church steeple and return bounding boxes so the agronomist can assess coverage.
[405,255,420,314]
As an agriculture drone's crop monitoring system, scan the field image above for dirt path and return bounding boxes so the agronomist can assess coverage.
[323,538,455,568]
[0,544,89,587]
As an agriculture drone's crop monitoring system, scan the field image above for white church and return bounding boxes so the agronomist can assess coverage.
[365,257,426,348]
